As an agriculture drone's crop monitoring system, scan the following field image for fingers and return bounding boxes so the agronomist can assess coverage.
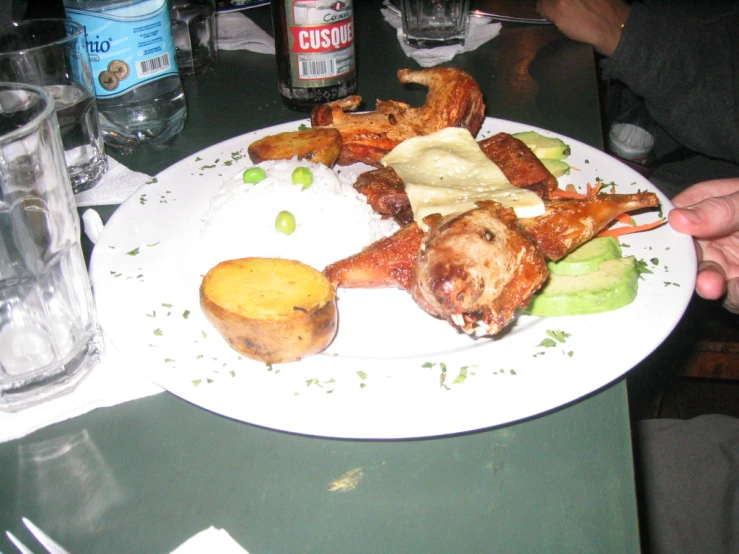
[724,278,739,314]
[668,191,739,239]
[695,261,739,314]
[671,178,739,208]
[695,260,727,300]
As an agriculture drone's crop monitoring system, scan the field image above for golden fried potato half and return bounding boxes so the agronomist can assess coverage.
[200,257,338,364]
[247,128,342,167]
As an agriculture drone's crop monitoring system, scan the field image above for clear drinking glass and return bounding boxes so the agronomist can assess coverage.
[0,82,103,412]
[0,19,108,193]
[170,0,218,75]
[401,0,471,47]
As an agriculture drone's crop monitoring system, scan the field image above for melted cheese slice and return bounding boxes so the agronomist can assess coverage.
[381,127,545,230]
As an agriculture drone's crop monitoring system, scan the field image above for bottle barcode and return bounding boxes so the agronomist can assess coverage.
[137,53,171,78]
[299,59,337,79]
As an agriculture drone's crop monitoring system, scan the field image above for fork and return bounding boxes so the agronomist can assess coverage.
[5,518,71,554]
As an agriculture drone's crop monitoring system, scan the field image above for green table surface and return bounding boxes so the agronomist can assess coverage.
[1,3,641,552]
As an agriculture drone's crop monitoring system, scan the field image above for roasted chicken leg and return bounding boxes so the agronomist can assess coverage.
[311,68,485,167]
[516,193,660,261]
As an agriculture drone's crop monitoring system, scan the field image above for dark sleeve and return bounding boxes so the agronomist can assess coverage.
[600,2,739,165]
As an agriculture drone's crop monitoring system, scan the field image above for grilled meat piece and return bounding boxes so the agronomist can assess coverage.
[353,167,414,226]
[311,68,485,167]
[324,222,424,290]
[410,202,549,336]
[477,133,558,198]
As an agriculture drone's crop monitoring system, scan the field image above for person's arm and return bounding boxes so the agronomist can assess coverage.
[668,178,739,314]
[537,1,739,165]
[604,3,739,164]
[535,0,631,56]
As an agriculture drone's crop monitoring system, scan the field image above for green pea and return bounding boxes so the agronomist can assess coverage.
[291,166,313,190]
[243,167,266,184]
[275,210,296,235]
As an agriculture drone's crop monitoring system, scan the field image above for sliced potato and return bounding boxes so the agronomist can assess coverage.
[247,127,342,167]
[200,257,338,364]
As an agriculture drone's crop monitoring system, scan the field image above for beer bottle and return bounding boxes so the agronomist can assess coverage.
[271,0,357,111]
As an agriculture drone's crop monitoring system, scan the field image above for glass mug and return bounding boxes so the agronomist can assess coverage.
[0,82,103,411]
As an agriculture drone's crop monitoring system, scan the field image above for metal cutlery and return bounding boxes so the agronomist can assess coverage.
[5,518,71,554]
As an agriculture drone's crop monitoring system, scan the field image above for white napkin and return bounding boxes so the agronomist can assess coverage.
[0,338,162,443]
[74,155,153,208]
[381,2,502,67]
[217,12,276,54]
[171,527,250,554]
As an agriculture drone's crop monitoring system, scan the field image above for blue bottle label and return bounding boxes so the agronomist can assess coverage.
[66,0,179,99]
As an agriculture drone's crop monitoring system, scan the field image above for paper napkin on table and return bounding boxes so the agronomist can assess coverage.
[381,1,502,67]
[217,12,276,54]
[0,338,163,443]
[74,155,153,208]
[171,527,250,554]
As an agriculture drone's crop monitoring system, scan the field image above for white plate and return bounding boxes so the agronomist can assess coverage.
[90,118,696,439]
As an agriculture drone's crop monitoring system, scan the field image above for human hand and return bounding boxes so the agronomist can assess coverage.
[668,178,739,314]
[535,0,631,56]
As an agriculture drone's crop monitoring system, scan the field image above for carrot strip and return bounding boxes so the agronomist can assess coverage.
[615,213,636,225]
[549,188,585,199]
[586,182,603,197]
[597,218,667,237]
[550,182,604,199]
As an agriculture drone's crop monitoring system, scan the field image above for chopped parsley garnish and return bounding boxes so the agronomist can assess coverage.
[547,330,571,343]
[452,366,468,384]
[635,259,654,279]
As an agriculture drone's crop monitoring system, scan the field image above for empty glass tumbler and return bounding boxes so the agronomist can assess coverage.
[401,0,470,47]
[170,0,218,75]
[0,19,108,193]
[0,82,103,411]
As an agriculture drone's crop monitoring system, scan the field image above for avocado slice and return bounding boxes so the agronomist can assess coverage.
[548,236,621,276]
[512,131,571,160]
[526,256,639,317]
[539,158,571,177]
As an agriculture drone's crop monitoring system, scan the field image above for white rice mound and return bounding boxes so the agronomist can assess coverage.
[198,158,400,274]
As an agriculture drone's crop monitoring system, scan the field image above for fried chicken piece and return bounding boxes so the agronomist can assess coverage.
[477,133,558,198]
[517,193,660,261]
[324,222,424,290]
[310,68,485,167]
[353,167,414,226]
[410,202,549,336]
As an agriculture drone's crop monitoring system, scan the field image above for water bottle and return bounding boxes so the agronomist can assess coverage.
[63,0,187,154]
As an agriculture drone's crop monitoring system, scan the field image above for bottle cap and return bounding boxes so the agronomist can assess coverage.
[608,122,655,161]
